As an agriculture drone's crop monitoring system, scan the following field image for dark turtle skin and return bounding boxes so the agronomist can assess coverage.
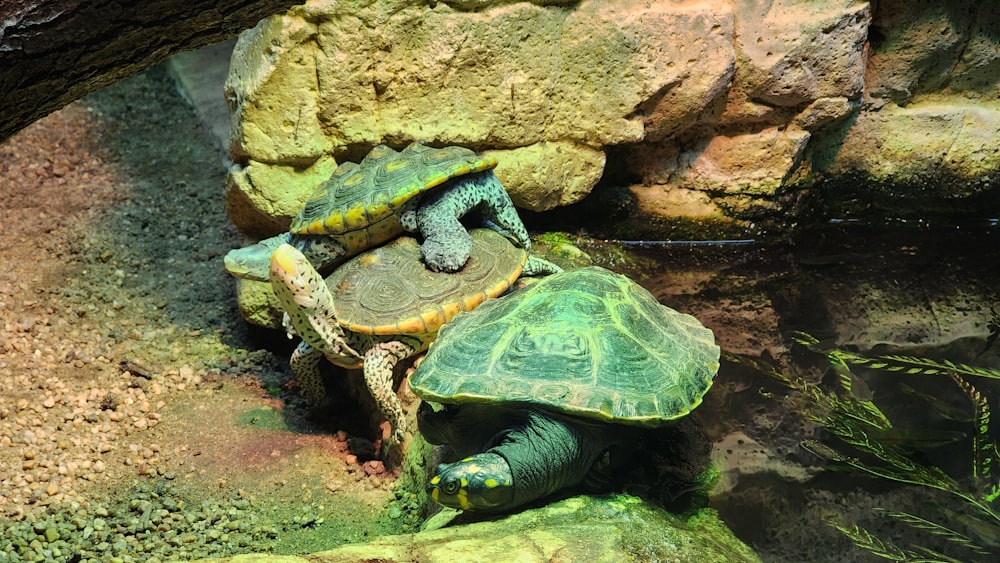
[225,142,531,281]
[269,229,561,444]
[409,266,719,511]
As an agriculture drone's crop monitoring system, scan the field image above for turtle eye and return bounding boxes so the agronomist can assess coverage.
[442,479,460,495]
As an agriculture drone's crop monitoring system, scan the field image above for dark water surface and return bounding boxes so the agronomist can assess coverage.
[623,221,1000,561]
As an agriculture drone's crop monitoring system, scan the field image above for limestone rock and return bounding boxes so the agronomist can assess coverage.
[712,431,816,494]
[639,126,811,195]
[817,99,1000,184]
[198,495,760,562]
[625,1,737,142]
[865,1,999,104]
[736,1,870,107]
[299,0,736,151]
[219,0,1000,277]
[227,15,331,165]
[225,156,338,238]
[792,97,861,132]
[486,142,606,212]
[233,279,284,330]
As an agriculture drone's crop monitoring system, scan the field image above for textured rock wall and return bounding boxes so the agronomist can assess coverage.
[225,0,1000,241]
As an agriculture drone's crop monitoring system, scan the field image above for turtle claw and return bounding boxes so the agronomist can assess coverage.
[421,236,472,272]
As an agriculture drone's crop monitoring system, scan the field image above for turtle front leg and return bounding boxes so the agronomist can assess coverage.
[412,187,474,272]
[416,171,532,272]
[363,340,417,443]
[290,341,326,405]
[471,171,531,252]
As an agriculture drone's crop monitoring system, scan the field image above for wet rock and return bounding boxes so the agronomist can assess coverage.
[196,494,759,562]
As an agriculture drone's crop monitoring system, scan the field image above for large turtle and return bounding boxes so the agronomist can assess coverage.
[227,142,531,281]
[269,229,560,444]
[409,266,719,512]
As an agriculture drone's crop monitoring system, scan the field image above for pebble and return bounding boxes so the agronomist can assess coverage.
[0,70,404,562]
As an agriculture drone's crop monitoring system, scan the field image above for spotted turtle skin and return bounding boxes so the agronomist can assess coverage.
[410,266,719,511]
[226,142,531,281]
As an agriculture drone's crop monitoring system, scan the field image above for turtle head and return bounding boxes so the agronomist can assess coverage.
[428,453,514,511]
[224,233,292,282]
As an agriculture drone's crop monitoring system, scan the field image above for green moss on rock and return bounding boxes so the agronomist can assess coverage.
[200,494,759,562]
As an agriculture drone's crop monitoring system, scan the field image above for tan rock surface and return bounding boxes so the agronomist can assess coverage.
[736,0,870,107]
[819,99,1000,183]
[487,142,607,212]
[221,0,1000,269]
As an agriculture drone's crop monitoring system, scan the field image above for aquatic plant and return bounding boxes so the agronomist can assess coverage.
[728,332,1000,561]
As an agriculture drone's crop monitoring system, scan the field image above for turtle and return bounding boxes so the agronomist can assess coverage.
[269,228,561,444]
[226,142,531,281]
[408,266,719,512]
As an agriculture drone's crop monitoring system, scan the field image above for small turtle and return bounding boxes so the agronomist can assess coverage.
[409,266,719,512]
[269,229,560,444]
[227,142,531,281]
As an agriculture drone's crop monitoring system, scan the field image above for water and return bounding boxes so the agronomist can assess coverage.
[621,221,1000,561]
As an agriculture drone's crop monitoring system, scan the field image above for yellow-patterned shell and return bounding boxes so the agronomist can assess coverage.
[326,229,526,336]
[291,142,496,236]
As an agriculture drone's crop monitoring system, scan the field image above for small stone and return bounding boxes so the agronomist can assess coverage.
[46,482,59,496]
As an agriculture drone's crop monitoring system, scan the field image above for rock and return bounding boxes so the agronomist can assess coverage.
[631,125,811,218]
[486,142,606,212]
[223,0,738,235]
[300,0,734,150]
[816,99,1000,184]
[734,1,869,107]
[712,431,816,494]
[227,15,331,165]
[219,0,1000,276]
[233,279,285,330]
[225,156,338,238]
[792,97,861,132]
[865,1,999,104]
[197,494,760,562]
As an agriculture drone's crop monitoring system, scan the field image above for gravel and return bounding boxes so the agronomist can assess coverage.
[0,64,408,561]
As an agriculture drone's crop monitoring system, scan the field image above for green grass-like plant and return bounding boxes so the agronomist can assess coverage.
[727,332,1000,561]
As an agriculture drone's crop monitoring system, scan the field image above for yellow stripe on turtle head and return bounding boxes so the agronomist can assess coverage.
[483,478,500,489]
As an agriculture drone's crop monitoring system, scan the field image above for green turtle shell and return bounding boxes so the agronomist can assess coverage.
[327,229,526,336]
[292,142,496,237]
[410,266,719,426]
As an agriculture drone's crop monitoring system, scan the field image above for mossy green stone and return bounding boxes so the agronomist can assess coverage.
[194,495,759,562]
